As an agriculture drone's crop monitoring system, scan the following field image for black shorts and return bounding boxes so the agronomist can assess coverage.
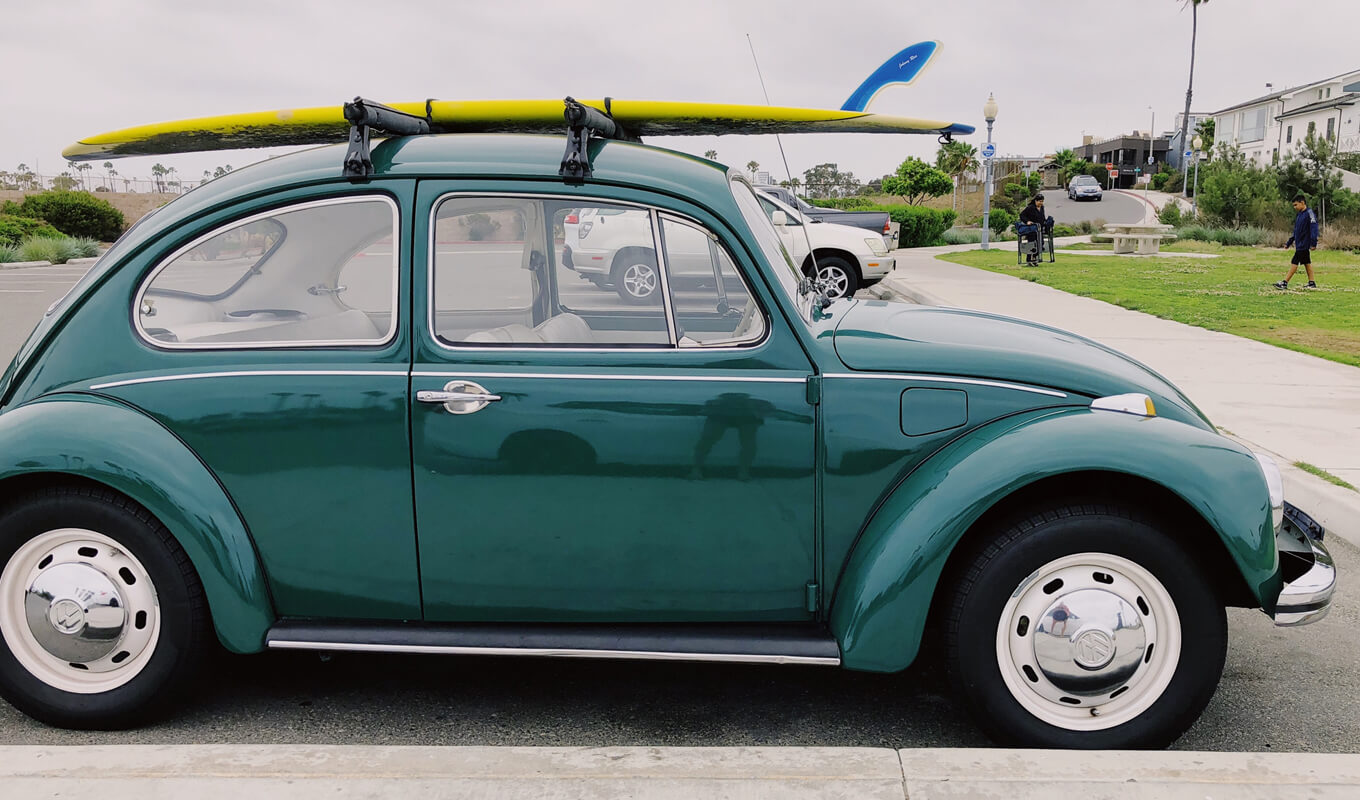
[1292,248,1311,265]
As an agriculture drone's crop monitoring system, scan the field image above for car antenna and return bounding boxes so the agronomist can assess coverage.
[745,34,831,307]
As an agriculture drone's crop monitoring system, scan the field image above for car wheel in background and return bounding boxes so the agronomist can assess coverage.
[809,256,858,300]
[943,504,1227,749]
[612,249,661,304]
[0,486,210,729]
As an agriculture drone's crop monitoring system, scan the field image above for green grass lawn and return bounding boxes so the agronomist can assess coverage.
[938,246,1360,367]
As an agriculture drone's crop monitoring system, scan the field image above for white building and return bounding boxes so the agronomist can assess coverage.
[1211,68,1360,172]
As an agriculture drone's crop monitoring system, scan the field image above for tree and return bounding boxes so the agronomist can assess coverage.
[51,173,78,191]
[103,161,117,192]
[1194,118,1215,149]
[746,160,760,180]
[151,163,168,192]
[73,162,93,191]
[1177,0,1209,195]
[1278,133,1344,225]
[703,150,718,161]
[1197,144,1276,227]
[803,163,849,198]
[935,141,980,210]
[882,157,952,205]
[1051,148,1081,185]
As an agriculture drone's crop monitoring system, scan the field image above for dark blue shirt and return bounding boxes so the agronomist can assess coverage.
[1287,207,1319,250]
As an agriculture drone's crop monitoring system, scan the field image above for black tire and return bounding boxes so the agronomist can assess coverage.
[611,249,661,305]
[807,256,859,299]
[943,504,1227,749]
[0,486,210,729]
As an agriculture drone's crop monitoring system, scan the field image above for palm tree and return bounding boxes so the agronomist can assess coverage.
[104,162,117,191]
[704,149,718,161]
[935,141,979,210]
[746,160,759,180]
[151,163,168,192]
[73,162,93,191]
[1178,0,1208,196]
[1052,148,1081,185]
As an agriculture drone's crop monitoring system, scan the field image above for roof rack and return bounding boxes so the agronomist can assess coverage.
[559,97,637,182]
[343,97,431,178]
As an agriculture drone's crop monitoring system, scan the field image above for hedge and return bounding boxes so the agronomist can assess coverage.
[806,196,877,210]
[885,206,957,247]
[0,214,62,247]
[4,191,125,241]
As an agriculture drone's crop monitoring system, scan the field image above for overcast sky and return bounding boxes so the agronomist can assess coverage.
[3,0,1357,187]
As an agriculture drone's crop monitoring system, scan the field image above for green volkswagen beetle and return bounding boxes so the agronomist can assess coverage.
[0,118,1335,748]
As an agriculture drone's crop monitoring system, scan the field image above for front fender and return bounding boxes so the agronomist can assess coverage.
[0,394,273,652]
[830,408,1278,673]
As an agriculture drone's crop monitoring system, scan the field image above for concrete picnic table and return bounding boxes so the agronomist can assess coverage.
[1104,222,1177,255]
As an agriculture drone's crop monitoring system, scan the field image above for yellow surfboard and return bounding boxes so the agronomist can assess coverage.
[64,98,974,160]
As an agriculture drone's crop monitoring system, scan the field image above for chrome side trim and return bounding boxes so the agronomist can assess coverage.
[133,195,402,351]
[822,372,1068,398]
[90,370,409,391]
[411,371,806,384]
[267,639,840,666]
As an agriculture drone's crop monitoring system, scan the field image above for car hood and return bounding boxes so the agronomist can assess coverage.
[832,301,1212,430]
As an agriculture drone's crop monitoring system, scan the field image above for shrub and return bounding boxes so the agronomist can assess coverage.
[1320,222,1360,252]
[15,236,98,264]
[807,196,876,210]
[1173,224,1268,246]
[7,190,125,240]
[941,227,983,245]
[1051,224,1080,237]
[886,206,957,247]
[1151,173,1170,191]
[0,213,61,247]
[986,208,1016,235]
[1158,202,1184,226]
[0,244,18,263]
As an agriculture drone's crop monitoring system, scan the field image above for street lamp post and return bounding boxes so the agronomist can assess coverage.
[1145,107,1154,212]
[1191,134,1203,219]
[980,94,998,251]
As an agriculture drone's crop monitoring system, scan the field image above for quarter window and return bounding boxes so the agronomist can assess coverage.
[138,197,398,347]
[659,216,765,347]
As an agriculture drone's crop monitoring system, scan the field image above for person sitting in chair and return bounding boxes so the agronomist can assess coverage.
[1019,194,1048,265]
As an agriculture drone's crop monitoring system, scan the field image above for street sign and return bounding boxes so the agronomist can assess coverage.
[1147,156,1155,165]
[1184,150,1192,157]
[981,142,996,159]
[1105,163,1114,169]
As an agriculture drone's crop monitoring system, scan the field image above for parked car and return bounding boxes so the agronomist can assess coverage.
[1068,175,1104,201]
[755,185,893,243]
[0,131,1333,751]
[754,192,893,299]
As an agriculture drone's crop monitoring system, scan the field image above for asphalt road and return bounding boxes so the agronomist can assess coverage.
[1042,188,1148,226]
[1,260,1356,752]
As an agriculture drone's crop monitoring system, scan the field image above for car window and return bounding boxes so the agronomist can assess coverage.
[659,216,765,347]
[137,196,398,347]
[432,196,668,347]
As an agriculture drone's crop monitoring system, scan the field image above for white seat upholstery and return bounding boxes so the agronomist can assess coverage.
[463,313,596,345]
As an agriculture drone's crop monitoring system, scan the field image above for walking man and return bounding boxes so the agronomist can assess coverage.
[1274,194,1319,289]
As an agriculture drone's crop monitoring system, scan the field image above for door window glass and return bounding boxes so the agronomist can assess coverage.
[138,197,398,347]
[659,217,765,347]
[432,196,668,347]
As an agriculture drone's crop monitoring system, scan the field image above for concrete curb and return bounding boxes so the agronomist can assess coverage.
[0,260,54,270]
[2,745,1358,798]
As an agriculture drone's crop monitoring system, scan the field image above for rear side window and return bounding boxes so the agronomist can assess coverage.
[137,196,399,348]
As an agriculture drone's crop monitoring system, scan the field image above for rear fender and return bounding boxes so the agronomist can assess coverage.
[0,395,273,652]
[830,408,1277,672]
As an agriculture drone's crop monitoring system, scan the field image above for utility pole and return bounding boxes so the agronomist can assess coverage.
[1145,108,1154,214]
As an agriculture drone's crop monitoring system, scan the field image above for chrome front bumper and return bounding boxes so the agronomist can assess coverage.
[1273,502,1336,627]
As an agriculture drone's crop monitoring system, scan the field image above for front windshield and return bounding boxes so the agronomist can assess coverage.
[731,179,803,304]
[1074,176,1098,185]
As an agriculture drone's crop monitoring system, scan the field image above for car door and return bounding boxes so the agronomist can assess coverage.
[411,183,818,622]
[96,189,420,619]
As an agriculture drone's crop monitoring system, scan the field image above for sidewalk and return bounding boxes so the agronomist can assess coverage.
[1113,187,1191,222]
[3,745,1359,798]
[872,242,1360,548]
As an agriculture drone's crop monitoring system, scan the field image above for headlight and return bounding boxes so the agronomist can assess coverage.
[863,237,888,256]
[1253,451,1285,532]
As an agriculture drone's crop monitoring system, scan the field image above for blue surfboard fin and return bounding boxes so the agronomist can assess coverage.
[841,41,941,112]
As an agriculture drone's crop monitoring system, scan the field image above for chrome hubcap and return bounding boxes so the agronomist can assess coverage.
[26,561,129,663]
[1032,589,1145,699]
[995,552,1180,731]
[0,529,161,693]
[622,263,657,298]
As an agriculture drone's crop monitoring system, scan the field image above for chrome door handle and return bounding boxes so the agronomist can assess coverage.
[417,380,501,415]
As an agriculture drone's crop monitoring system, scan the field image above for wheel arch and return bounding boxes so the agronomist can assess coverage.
[0,395,274,653]
[801,248,861,278]
[829,408,1278,673]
